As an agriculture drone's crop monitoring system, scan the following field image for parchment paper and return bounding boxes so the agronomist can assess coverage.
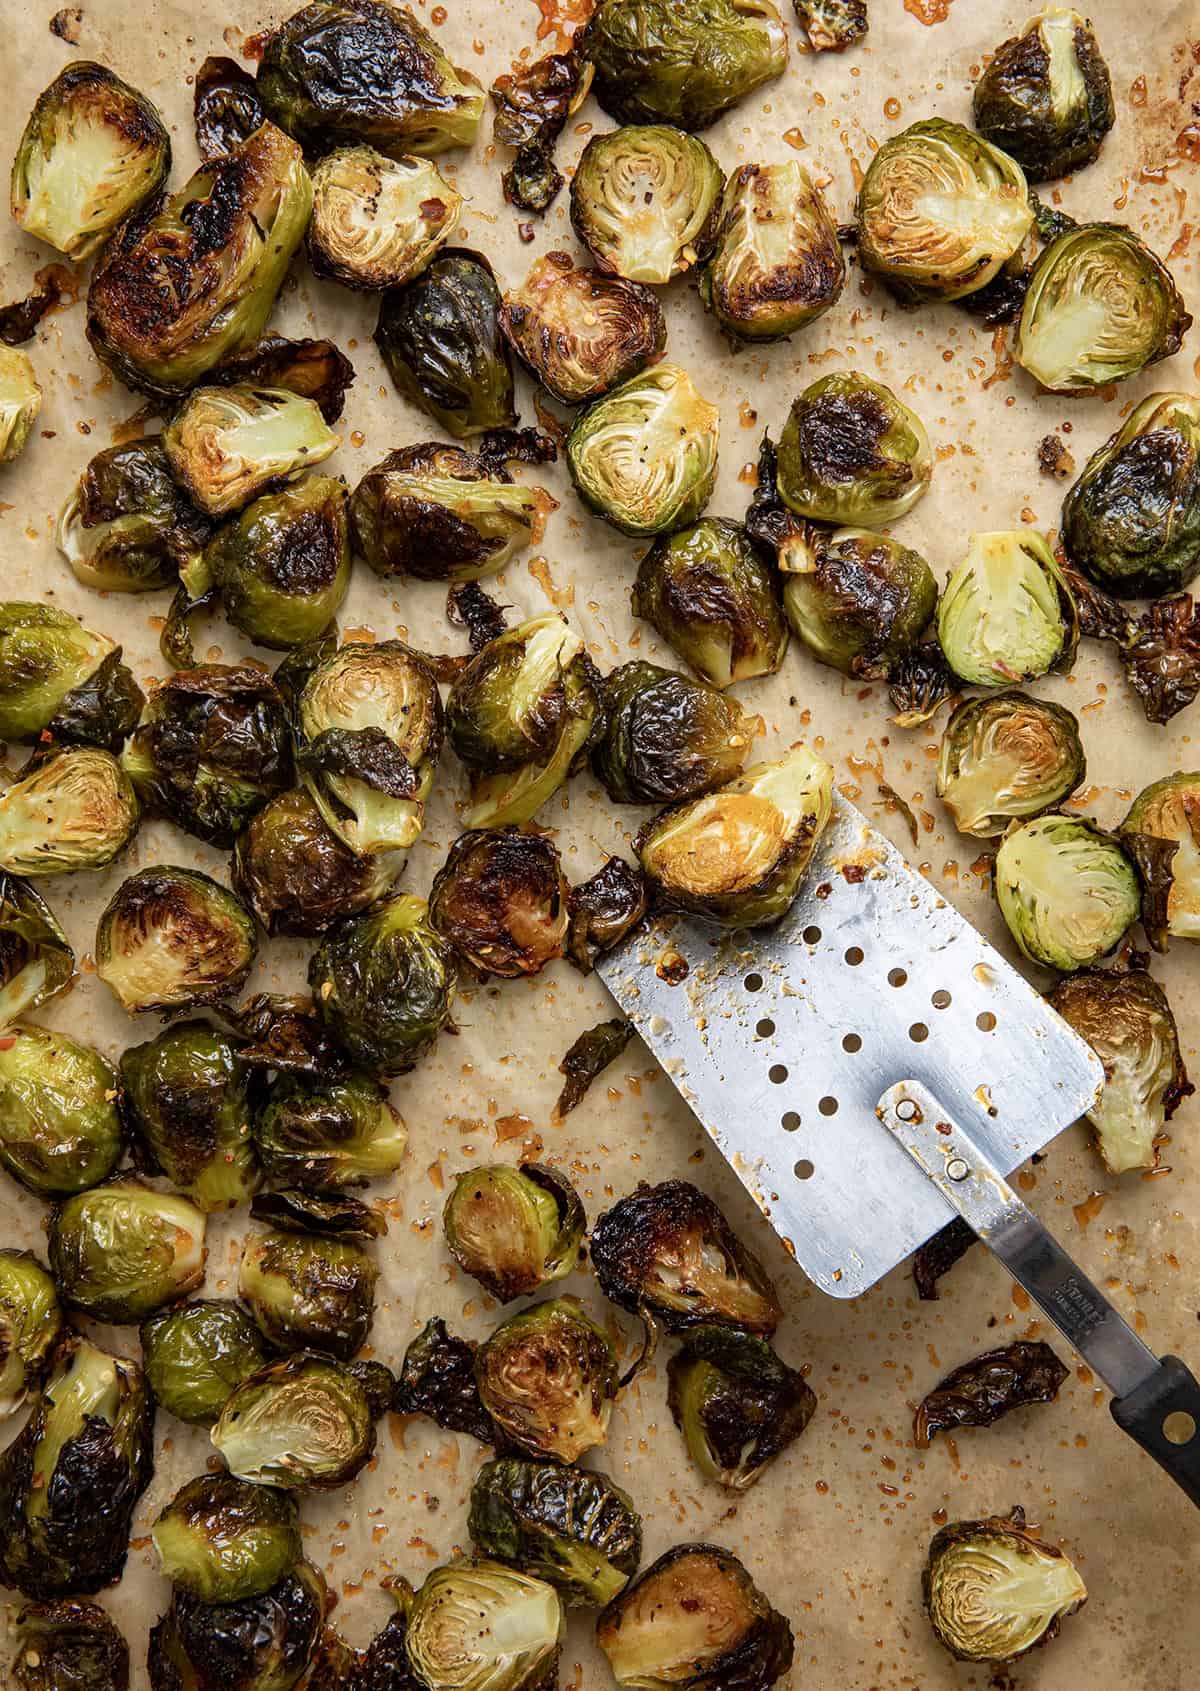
[1,1,1199,1686]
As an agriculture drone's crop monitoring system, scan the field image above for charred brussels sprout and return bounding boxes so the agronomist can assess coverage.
[914,1340,1069,1447]
[13,1598,130,1691]
[1121,772,1200,946]
[938,532,1077,687]
[776,373,932,527]
[995,814,1139,971]
[0,602,129,743]
[1017,225,1191,393]
[856,119,1033,303]
[0,873,73,1026]
[251,1187,385,1238]
[153,1473,302,1604]
[555,1018,635,1121]
[308,147,462,288]
[239,1228,378,1359]
[212,1352,376,1489]
[96,868,257,1015]
[570,128,722,285]
[255,1069,407,1188]
[594,661,757,805]
[937,692,1085,837]
[148,1561,326,1691]
[0,748,138,878]
[597,1544,794,1690]
[568,859,649,972]
[443,1163,584,1300]
[375,248,515,438]
[393,1316,495,1443]
[403,1559,564,1691]
[86,123,312,397]
[924,1509,1086,1664]
[213,333,356,424]
[429,830,569,978]
[10,62,169,259]
[780,526,936,679]
[633,518,788,688]
[702,161,845,342]
[568,365,719,538]
[204,477,351,650]
[58,438,214,594]
[120,1022,259,1211]
[194,54,266,161]
[141,1300,270,1426]
[469,1459,641,1607]
[973,9,1115,182]
[637,745,834,929]
[309,895,456,1074]
[0,1251,61,1420]
[50,1181,207,1323]
[0,349,41,463]
[0,1025,121,1197]
[163,386,339,517]
[501,253,666,406]
[667,1327,815,1490]
[476,1296,617,1462]
[583,0,788,130]
[233,787,402,937]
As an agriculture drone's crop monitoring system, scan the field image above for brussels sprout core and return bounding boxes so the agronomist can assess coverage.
[973,8,1115,182]
[0,349,42,463]
[443,1163,585,1300]
[212,1352,376,1490]
[994,814,1139,971]
[776,372,932,527]
[96,867,258,1015]
[570,127,723,285]
[501,252,666,405]
[0,748,139,879]
[703,161,846,342]
[476,1296,618,1462]
[404,1559,565,1691]
[163,384,339,516]
[152,1473,302,1604]
[937,692,1085,837]
[924,1511,1086,1663]
[0,1251,61,1420]
[937,532,1076,687]
[309,147,462,288]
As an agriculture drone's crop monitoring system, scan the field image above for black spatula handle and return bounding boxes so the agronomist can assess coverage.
[1111,1356,1200,1508]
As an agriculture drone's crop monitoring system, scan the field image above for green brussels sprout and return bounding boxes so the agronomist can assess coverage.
[148,1561,326,1691]
[667,1326,815,1490]
[12,1598,130,1691]
[583,0,788,130]
[924,1509,1086,1664]
[476,1295,617,1463]
[776,372,932,527]
[633,517,788,689]
[239,1228,378,1360]
[233,787,403,938]
[702,161,845,342]
[995,814,1139,971]
[0,602,125,743]
[856,119,1033,303]
[596,1544,794,1690]
[0,873,74,1027]
[96,867,258,1015]
[212,333,356,424]
[10,62,169,259]
[49,1180,207,1323]
[1016,225,1191,393]
[401,1559,564,1691]
[393,1315,496,1444]
[212,1352,376,1489]
[973,9,1115,183]
[203,476,352,651]
[86,122,312,398]
[429,830,570,978]
[0,1024,122,1197]
[297,640,443,854]
[251,1186,386,1237]
[780,525,936,679]
[119,1022,260,1212]
[57,438,215,594]
[122,665,292,847]
[163,386,340,517]
[937,692,1085,837]
[309,894,457,1075]
[637,744,834,929]
[0,348,42,463]
[469,1459,641,1607]
[937,531,1078,687]
[194,53,266,161]
[0,748,138,878]
[375,248,515,438]
[254,1068,407,1187]
[1120,772,1200,947]
[141,1300,271,1426]
[566,858,649,971]
[568,364,720,538]
[593,660,757,805]
[0,1250,61,1420]
[500,252,666,407]
[153,1473,302,1604]
[308,147,462,288]
[569,127,723,285]
[446,614,603,828]
[0,1337,153,1599]
[443,1162,585,1300]
[795,0,867,50]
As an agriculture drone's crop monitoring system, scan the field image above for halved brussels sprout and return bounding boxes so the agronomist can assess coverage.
[0,748,138,878]
[0,1024,122,1197]
[96,867,258,1015]
[0,348,42,464]
[86,122,312,397]
[402,1559,564,1691]
[937,531,1077,687]
[637,745,834,929]
[213,333,356,424]
[0,873,73,1027]
[13,1598,129,1691]
[667,1326,815,1490]
[776,372,932,527]
[204,476,352,651]
[633,517,789,689]
[1121,772,1200,947]
[937,692,1085,837]
[469,1459,641,1608]
[163,385,339,517]
[973,9,1115,182]
[148,1561,325,1691]
[194,53,266,161]
[50,1181,207,1323]
[567,862,647,974]
[0,602,119,743]
[476,1296,617,1462]
[994,814,1139,971]
[0,1251,61,1420]
[570,127,723,285]
[233,787,403,938]
[702,161,845,342]
[212,1352,376,1490]
[594,661,758,805]
[568,364,719,537]
[393,1316,496,1444]
[10,62,169,259]
[583,0,788,130]
[443,1163,585,1300]
[58,438,214,593]
[856,119,1033,303]
[375,247,515,438]
[254,1068,407,1188]
[141,1300,271,1426]
[501,253,666,407]
[780,525,936,679]
[308,147,461,288]
[596,1544,794,1690]
[309,894,457,1075]
[153,1473,302,1605]
[429,830,569,978]
[239,1228,378,1360]
[1016,224,1191,393]
[924,1509,1086,1663]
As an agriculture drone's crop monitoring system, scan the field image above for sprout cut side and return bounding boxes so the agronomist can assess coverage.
[501,252,666,406]
[570,127,723,285]
[924,1511,1086,1664]
[702,161,846,342]
[567,364,719,537]
[0,749,139,878]
[308,146,462,288]
[994,814,1139,971]
[0,349,42,464]
[937,531,1077,687]
[937,692,1085,837]
[163,384,339,516]
[96,867,258,1015]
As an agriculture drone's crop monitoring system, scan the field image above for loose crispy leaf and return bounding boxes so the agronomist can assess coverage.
[392,1317,495,1445]
[913,1217,977,1300]
[915,1341,1069,1447]
[554,1018,634,1120]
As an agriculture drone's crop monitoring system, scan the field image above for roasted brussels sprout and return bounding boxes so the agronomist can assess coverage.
[213,333,356,424]
[0,602,126,743]
[637,745,834,929]
[568,859,649,973]
[141,1300,271,1426]
[1017,224,1191,393]
[0,1024,122,1197]
[58,438,214,594]
[239,1227,378,1359]
[0,873,73,1027]
[702,161,845,342]
[501,253,665,407]
[570,127,722,285]
[375,248,515,439]
[429,830,569,978]
[50,1181,207,1323]
[12,1598,130,1691]
[10,62,169,259]
[255,1068,407,1188]
[148,1561,326,1691]
[915,1340,1069,1448]
[667,1326,815,1490]
[163,386,339,518]
[96,867,258,1015]
[796,0,867,50]
[232,991,348,1078]
[443,1163,584,1301]
[780,525,936,679]
[308,147,461,288]
[583,0,788,130]
[476,1296,617,1462]
[568,365,719,538]
[0,348,41,463]
[856,119,1033,303]
[212,1352,376,1489]
[120,1022,259,1211]
[194,54,266,161]
[597,1544,794,1690]
[924,1509,1086,1664]
[469,1459,641,1607]
[776,372,932,527]
[153,1473,302,1605]
[0,1337,153,1599]
[233,788,402,938]
[203,476,352,651]
[973,9,1115,182]
[937,531,1077,687]
[937,692,1085,837]
[594,661,757,805]
[0,1251,61,1420]
[995,814,1139,971]
[86,122,312,397]
[0,747,138,878]
[393,1316,495,1443]
[402,1559,564,1691]
[1121,773,1200,946]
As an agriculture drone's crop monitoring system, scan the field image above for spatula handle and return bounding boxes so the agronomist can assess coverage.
[1111,1357,1200,1508]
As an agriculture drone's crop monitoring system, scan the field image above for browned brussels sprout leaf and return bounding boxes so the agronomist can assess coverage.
[212,333,356,424]
[148,1562,326,1691]
[1031,191,1078,244]
[193,54,265,161]
[702,161,845,344]
[13,1598,130,1691]
[913,1217,978,1300]
[1122,594,1200,725]
[924,1508,1086,1664]
[251,1187,387,1239]
[914,1341,1068,1448]
[958,266,1031,328]
[476,426,558,474]
[491,50,590,216]
[42,650,144,753]
[443,1163,585,1302]
[347,1360,397,1421]
[554,1018,635,1121]
[230,993,351,1079]
[355,1613,412,1691]
[392,1316,495,1444]
[795,0,867,51]
[0,276,63,347]
[779,524,937,681]
[448,581,509,654]
[566,857,649,973]
[776,371,932,528]
[888,643,960,728]
[1058,560,1135,645]
[429,829,569,978]
[503,147,563,216]
[667,1326,815,1490]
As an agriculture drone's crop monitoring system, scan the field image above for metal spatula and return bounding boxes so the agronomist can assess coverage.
[597,792,1200,1505]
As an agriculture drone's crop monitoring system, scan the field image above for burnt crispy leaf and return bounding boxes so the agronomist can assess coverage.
[299,727,422,800]
[554,1018,635,1120]
[566,858,650,973]
[744,433,806,560]
[392,1316,495,1444]
[347,1360,398,1420]
[491,51,583,150]
[959,267,1030,327]
[913,1217,977,1301]
[914,1340,1068,1447]
[250,1187,387,1238]
[448,582,510,654]
[194,55,266,161]
[47,649,145,754]
[1121,830,1179,953]
[503,146,564,215]
[0,275,63,346]
[888,642,959,728]
[1060,562,1136,645]
[794,0,867,52]
[475,426,558,475]
[357,1612,417,1691]
[1031,192,1080,244]
[1122,594,1200,725]
[229,993,351,1078]
[212,333,356,424]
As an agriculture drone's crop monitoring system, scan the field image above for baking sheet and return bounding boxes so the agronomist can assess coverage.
[1,0,1199,1685]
